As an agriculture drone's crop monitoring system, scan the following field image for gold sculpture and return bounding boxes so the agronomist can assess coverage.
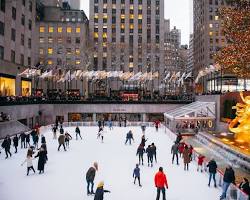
[229,92,250,144]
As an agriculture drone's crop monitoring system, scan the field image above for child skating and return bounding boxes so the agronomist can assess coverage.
[133,164,142,187]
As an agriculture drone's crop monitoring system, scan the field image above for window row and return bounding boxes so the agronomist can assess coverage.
[39,37,81,44]
[41,58,81,66]
[40,47,81,55]
[39,26,81,33]
[0,0,32,13]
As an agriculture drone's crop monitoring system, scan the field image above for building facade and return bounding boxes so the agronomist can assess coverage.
[35,3,89,94]
[187,34,193,74]
[89,0,165,81]
[0,0,36,96]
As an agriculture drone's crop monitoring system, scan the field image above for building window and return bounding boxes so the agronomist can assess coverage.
[21,14,25,25]
[39,48,44,55]
[58,37,62,43]
[67,37,71,44]
[28,38,31,48]
[75,59,81,65]
[48,48,53,55]
[48,37,53,43]
[29,1,32,12]
[1,0,6,12]
[76,27,81,33]
[67,27,72,33]
[0,46,4,60]
[75,37,80,43]
[48,26,53,33]
[47,59,53,65]
[215,16,219,20]
[75,48,80,55]
[39,26,45,33]
[94,6,98,13]
[39,37,44,43]
[28,20,32,30]
[20,54,24,65]
[12,7,16,20]
[0,76,15,96]
[57,47,63,54]
[0,21,4,35]
[21,34,24,46]
[11,50,15,63]
[11,28,16,41]
[58,26,62,33]
[66,48,71,55]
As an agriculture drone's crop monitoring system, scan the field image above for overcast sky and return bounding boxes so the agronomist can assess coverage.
[80,0,192,45]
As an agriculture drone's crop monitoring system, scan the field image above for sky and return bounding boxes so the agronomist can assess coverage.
[80,0,192,45]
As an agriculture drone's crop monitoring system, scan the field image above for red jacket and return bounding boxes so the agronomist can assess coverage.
[154,171,168,188]
[198,156,205,165]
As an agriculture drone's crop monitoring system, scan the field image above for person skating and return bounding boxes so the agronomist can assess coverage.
[154,120,160,132]
[151,143,157,163]
[183,145,190,171]
[197,154,205,172]
[59,126,64,135]
[220,165,235,200]
[175,132,182,144]
[108,119,113,130]
[124,117,127,127]
[141,123,146,135]
[30,129,36,145]
[25,133,30,148]
[35,147,47,174]
[33,133,39,150]
[98,127,105,143]
[58,132,66,151]
[207,158,217,187]
[13,134,19,153]
[140,135,147,147]
[41,143,48,162]
[98,120,102,131]
[21,154,35,176]
[136,144,145,165]
[171,142,179,165]
[65,131,72,148]
[94,181,110,200]
[1,135,12,159]
[41,134,46,144]
[239,178,250,199]
[178,142,185,158]
[133,164,142,187]
[154,167,169,200]
[19,132,26,148]
[75,126,82,140]
[189,145,194,161]
[52,125,57,139]
[146,145,153,167]
[125,130,134,145]
[86,162,98,195]
[119,118,122,127]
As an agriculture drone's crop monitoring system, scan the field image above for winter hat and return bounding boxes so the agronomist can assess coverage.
[97,181,104,188]
[94,162,98,170]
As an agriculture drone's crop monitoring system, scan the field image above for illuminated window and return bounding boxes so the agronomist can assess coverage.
[39,37,44,43]
[130,14,134,19]
[48,26,54,33]
[47,60,53,65]
[130,5,134,9]
[130,24,134,29]
[76,27,81,33]
[67,27,72,33]
[129,62,133,68]
[209,24,213,28]
[58,27,63,33]
[103,42,107,47]
[66,48,71,54]
[215,16,219,20]
[121,24,125,29]
[48,37,53,43]
[58,37,62,43]
[103,33,107,38]
[139,5,142,10]
[39,26,45,33]
[0,77,16,96]
[48,48,53,55]
[209,31,213,36]
[138,14,142,19]
[21,80,31,96]
[121,14,125,19]
[103,52,107,57]
[39,48,44,55]
[75,59,81,65]
[94,32,99,38]
[75,48,80,55]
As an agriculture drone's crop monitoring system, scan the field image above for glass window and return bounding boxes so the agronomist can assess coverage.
[48,37,53,43]
[39,37,44,43]
[75,48,80,55]
[21,14,25,25]
[66,48,71,54]
[39,48,44,55]
[40,26,45,33]
[67,27,72,33]
[12,7,16,20]
[49,26,54,33]
[76,59,81,65]
[48,48,53,55]
[11,28,15,41]
[58,37,62,43]
[11,50,15,63]
[1,0,6,12]
[0,77,15,96]
[21,80,31,96]
[48,59,53,65]
[75,37,80,43]
[0,46,4,60]
[76,27,81,33]
[57,27,62,33]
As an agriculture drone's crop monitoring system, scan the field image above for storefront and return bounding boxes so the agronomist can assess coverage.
[0,74,16,96]
[96,113,142,122]
[68,113,93,122]
[21,78,32,96]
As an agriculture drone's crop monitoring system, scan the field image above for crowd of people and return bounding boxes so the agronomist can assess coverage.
[0,112,10,122]
[1,120,250,200]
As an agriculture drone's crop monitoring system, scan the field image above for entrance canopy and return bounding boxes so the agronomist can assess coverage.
[164,101,216,121]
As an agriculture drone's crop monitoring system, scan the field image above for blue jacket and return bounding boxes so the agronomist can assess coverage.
[133,167,140,177]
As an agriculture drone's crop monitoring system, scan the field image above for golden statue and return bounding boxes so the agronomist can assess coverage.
[229,92,250,144]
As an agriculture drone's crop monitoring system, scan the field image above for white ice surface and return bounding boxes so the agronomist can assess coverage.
[0,126,221,200]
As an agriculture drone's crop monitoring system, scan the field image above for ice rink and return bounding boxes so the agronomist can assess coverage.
[0,126,221,200]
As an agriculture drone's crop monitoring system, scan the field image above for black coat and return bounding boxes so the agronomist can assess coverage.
[94,187,110,200]
[137,146,145,155]
[146,147,153,157]
[75,127,80,133]
[140,138,147,147]
[35,150,47,171]
[2,138,11,150]
[13,136,19,147]
[239,182,250,196]
[207,160,217,173]
[26,134,30,142]
[19,133,26,142]
[151,145,156,154]
[86,167,96,181]
[41,136,46,144]
[223,168,235,184]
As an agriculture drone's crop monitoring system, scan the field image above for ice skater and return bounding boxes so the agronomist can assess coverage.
[75,126,82,140]
[41,134,46,144]
[94,181,110,200]
[52,125,57,139]
[108,119,113,130]
[21,154,35,176]
[183,145,190,171]
[133,164,142,187]
[125,130,134,145]
[136,144,145,165]
[140,135,147,147]
[154,120,160,132]
[141,123,146,135]
[13,134,19,153]
[220,165,235,200]
[58,132,66,151]
[171,142,179,165]
[65,131,72,148]
[151,143,157,163]
[19,132,26,148]
[25,133,30,148]
[154,167,169,200]
[197,154,205,172]
[86,162,98,195]
[1,135,12,159]
[35,147,47,174]
[207,159,217,187]
[33,133,39,150]
[146,145,153,167]
[98,120,102,131]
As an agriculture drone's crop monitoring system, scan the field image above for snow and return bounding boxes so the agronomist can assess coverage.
[0,126,221,200]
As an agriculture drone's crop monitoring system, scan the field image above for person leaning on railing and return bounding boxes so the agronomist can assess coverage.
[239,178,250,200]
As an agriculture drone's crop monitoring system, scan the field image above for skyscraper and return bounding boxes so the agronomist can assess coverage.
[89,0,165,81]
